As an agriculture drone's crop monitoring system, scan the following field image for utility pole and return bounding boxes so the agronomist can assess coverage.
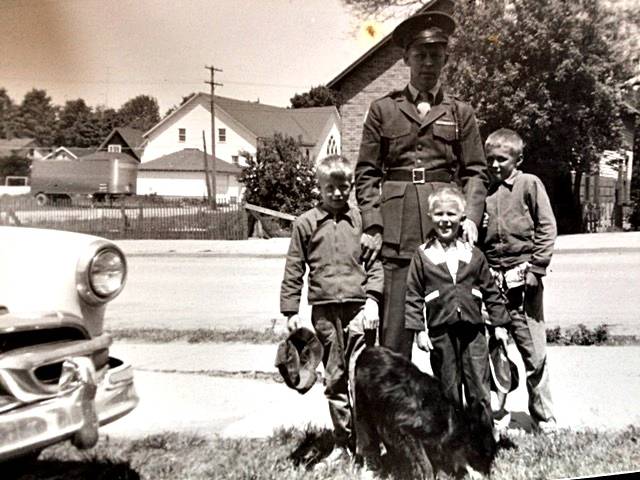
[205,65,223,210]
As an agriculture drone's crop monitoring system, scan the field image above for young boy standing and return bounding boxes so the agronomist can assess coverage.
[405,187,510,430]
[482,128,558,433]
[280,155,383,464]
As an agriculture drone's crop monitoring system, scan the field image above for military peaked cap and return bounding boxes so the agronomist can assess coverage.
[275,327,323,395]
[393,0,456,49]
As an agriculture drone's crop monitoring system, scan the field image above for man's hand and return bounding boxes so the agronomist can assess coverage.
[416,331,433,352]
[362,298,379,330]
[525,271,539,289]
[286,314,300,332]
[494,326,509,348]
[360,227,382,268]
[461,218,478,245]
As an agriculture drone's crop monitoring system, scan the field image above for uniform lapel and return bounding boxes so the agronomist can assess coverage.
[397,87,422,125]
[420,102,447,129]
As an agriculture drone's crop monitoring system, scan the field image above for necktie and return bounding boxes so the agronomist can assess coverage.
[416,93,431,118]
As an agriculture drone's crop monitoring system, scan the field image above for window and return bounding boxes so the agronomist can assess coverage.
[108,144,122,153]
[326,135,337,155]
[178,128,186,142]
[232,155,239,165]
[218,128,226,142]
[230,196,237,205]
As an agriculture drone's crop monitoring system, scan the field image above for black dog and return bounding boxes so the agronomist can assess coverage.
[354,346,497,479]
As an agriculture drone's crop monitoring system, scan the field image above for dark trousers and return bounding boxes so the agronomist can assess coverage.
[429,322,492,425]
[311,302,366,448]
[380,258,415,359]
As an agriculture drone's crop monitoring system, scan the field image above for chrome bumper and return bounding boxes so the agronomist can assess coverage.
[0,357,138,461]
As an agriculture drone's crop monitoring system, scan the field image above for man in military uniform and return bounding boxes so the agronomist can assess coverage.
[356,3,489,359]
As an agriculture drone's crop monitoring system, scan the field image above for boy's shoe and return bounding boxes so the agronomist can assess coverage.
[316,446,352,469]
[493,409,511,433]
[534,419,558,434]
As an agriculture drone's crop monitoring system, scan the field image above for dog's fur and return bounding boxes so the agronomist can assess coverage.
[354,346,497,479]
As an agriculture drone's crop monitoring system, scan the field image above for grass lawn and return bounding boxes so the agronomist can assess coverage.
[10,426,639,480]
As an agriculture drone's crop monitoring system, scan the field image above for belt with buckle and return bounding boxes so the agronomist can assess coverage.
[383,168,453,184]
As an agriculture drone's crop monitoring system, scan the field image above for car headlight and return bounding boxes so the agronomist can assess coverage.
[90,249,126,297]
[77,241,127,304]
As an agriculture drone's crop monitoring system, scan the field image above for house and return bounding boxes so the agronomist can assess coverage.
[98,127,146,161]
[140,93,341,167]
[42,146,95,161]
[0,137,50,160]
[137,148,243,202]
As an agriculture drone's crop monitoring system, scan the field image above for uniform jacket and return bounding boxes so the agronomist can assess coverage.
[482,170,557,276]
[280,204,384,315]
[355,86,488,259]
[405,238,510,331]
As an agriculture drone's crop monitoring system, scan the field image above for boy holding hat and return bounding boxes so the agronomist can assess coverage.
[481,128,558,434]
[280,154,383,465]
[356,0,489,359]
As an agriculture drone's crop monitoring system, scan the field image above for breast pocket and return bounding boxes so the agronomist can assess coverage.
[432,121,457,164]
[380,182,407,246]
[382,125,413,160]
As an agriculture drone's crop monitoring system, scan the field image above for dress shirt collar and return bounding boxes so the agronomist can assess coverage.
[407,81,440,103]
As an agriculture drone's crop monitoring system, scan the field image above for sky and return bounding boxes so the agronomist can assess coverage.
[1,0,399,114]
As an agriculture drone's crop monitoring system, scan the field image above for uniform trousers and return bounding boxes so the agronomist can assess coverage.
[429,322,493,428]
[504,281,555,423]
[380,259,415,359]
[311,302,367,449]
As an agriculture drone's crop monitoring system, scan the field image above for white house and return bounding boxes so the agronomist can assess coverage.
[137,148,243,203]
[141,93,341,167]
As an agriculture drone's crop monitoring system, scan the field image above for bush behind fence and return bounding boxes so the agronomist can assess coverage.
[0,195,249,240]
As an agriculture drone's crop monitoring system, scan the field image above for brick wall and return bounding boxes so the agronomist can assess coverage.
[333,42,409,166]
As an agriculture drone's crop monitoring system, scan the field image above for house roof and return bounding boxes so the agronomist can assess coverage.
[138,148,243,174]
[0,137,36,154]
[144,93,339,146]
[43,146,96,160]
[98,127,146,160]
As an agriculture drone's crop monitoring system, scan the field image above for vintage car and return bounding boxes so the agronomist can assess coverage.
[0,226,137,461]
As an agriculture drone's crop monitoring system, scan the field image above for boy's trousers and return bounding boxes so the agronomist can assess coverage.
[505,281,555,423]
[311,302,366,448]
[429,322,493,428]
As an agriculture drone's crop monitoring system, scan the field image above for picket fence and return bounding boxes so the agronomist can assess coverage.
[0,196,249,240]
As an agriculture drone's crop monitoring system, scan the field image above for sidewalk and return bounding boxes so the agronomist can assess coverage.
[103,341,640,439]
[116,232,640,257]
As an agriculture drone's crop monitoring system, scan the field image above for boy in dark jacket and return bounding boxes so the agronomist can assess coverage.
[280,155,383,465]
[482,128,558,434]
[405,187,509,429]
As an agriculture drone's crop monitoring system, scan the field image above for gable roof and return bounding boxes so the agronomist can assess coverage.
[99,127,146,160]
[43,146,96,160]
[138,148,242,174]
[144,93,339,147]
[0,137,36,154]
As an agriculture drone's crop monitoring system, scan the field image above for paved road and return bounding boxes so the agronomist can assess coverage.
[107,250,640,336]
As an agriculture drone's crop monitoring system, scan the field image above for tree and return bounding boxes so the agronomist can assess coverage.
[0,153,30,182]
[0,88,17,139]
[342,0,637,232]
[164,92,198,117]
[14,89,58,146]
[239,133,318,216]
[290,85,342,108]
[55,99,97,147]
[92,106,119,144]
[117,94,160,132]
